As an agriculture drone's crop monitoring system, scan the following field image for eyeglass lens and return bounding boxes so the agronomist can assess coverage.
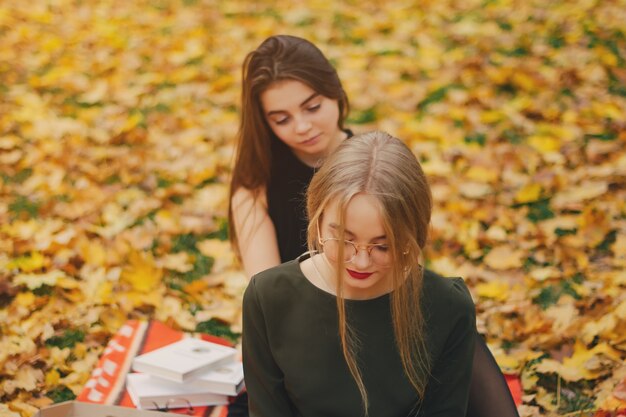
[323,239,389,265]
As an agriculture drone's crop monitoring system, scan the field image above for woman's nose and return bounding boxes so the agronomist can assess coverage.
[295,116,312,134]
[352,247,372,269]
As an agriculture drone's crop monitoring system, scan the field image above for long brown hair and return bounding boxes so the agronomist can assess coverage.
[228,35,350,257]
[306,131,433,414]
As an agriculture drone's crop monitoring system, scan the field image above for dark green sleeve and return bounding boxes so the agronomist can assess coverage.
[242,278,295,417]
[420,278,477,416]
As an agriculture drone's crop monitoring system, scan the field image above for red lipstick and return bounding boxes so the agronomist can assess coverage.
[347,269,373,280]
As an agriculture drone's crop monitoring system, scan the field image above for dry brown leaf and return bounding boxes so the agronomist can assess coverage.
[157,252,194,273]
[614,377,626,401]
[545,302,578,334]
[552,181,609,208]
[197,239,235,273]
[0,405,21,417]
[535,342,621,382]
[484,245,524,270]
[458,182,493,199]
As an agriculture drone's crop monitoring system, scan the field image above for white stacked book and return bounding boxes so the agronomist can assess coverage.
[127,338,245,410]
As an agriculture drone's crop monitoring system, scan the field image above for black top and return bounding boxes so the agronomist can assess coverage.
[266,130,353,263]
[242,259,477,417]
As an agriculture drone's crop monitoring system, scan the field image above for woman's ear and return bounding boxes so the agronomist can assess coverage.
[417,247,424,268]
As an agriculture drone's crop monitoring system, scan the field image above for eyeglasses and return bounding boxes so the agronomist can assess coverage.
[319,237,391,266]
[151,398,195,414]
[317,220,391,266]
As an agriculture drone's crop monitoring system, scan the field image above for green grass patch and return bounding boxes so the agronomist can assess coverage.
[45,329,85,349]
[196,318,241,344]
[47,385,76,403]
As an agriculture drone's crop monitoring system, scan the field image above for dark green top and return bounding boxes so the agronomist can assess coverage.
[242,259,477,417]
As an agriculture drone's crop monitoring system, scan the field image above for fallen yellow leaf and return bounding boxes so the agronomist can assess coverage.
[78,239,107,267]
[528,135,560,153]
[120,251,163,293]
[45,369,61,386]
[6,252,47,272]
[476,280,510,301]
[14,292,36,308]
[13,270,69,290]
[515,183,542,204]
[535,342,621,381]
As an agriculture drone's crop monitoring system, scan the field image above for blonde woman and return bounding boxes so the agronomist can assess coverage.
[242,131,477,416]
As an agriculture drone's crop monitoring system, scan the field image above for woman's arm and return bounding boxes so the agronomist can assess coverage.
[231,186,281,278]
[242,278,295,417]
[420,279,477,416]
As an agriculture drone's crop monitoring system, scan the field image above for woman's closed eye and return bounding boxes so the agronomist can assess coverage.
[344,240,389,252]
[372,244,389,253]
[306,103,321,113]
[272,105,318,125]
[274,116,290,125]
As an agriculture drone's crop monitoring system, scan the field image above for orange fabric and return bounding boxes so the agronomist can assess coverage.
[77,320,231,417]
[504,373,523,406]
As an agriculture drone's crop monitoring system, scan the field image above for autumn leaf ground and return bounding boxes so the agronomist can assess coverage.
[1,0,626,416]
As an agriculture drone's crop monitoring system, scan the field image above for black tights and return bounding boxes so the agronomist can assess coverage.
[467,335,520,417]
[228,335,520,417]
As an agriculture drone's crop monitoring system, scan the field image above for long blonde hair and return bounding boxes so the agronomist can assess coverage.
[306,131,433,414]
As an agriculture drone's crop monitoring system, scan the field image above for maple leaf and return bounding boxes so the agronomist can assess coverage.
[515,183,543,204]
[13,270,69,290]
[157,252,193,273]
[0,405,21,417]
[5,252,47,272]
[77,239,107,267]
[484,245,524,270]
[552,181,609,209]
[197,238,235,273]
[120,251,163,292]
[476,280,510,301]
[535,342,622,382]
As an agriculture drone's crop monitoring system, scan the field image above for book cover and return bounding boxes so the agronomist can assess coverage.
[194,361,245,396]
[132,338,237,383]
[126,373,229,410]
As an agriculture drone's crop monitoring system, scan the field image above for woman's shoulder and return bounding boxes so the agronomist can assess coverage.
[231,185,268,208]
[246,260,303,299]
[422,269,475,313]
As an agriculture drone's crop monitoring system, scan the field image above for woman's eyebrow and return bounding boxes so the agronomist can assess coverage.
[329,223,386,240]
[266,93,319,117]
[300,93,320,107]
